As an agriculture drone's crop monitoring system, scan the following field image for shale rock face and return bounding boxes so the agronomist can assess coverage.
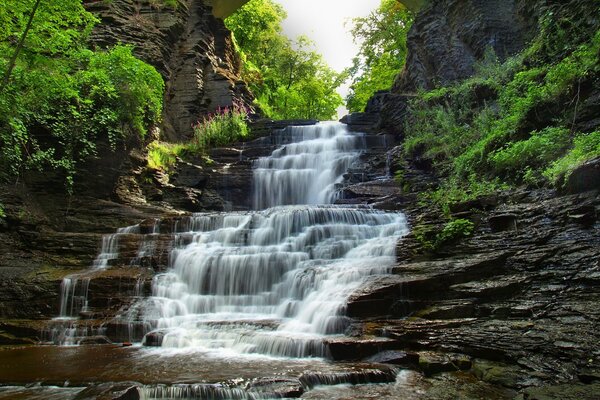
[393,0,537,93]
[85,0,253,141]
[378,0,538,135]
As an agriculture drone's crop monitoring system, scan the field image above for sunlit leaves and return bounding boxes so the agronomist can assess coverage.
[346,0,412,112]
[225,0,343,120]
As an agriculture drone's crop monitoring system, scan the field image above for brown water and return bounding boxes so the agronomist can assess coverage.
[0,345,515,399]
[0,345,386,385]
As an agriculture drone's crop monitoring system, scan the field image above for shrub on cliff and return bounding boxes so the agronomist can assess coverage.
[192,101,250,151]
[0,0,164,190]
[401,1,600,197]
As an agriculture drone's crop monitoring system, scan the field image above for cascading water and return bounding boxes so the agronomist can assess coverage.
[48,225,140,345]
[253,123,363,208]
[132,122,408,357]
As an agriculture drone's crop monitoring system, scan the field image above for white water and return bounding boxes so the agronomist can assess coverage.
[56,224,140,320]
[253,123,363,209]
[54,122,407,356]
[134,122,407,357]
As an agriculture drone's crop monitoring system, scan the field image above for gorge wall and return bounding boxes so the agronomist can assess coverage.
[361,0,540,135]
[1,2,599,398]
[85,0,253,141]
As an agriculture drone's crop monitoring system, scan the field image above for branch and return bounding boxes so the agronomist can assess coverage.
[1,0,42,92]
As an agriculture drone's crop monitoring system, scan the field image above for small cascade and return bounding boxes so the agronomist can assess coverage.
[253,122,363,209]
[57,224,140,319]
[120,122,409,357]
[139,384,253,400]
[48,224,141,345]
[93,224,140,269]
[136,368,397,400]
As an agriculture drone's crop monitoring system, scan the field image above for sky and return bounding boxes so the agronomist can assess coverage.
[275,0,382,117]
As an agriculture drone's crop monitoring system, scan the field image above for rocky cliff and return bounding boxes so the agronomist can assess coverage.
[394,0,538,93]
[369,0,538,135]
[85,0,253,141]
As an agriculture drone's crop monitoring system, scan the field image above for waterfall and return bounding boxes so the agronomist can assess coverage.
[53,122,407,355]
[253,123,362,209]
[133,122,408,357]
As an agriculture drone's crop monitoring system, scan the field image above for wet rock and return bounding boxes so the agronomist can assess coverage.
[515,382,600,400]
[578,368,600,384]
[343,179,403,201]
[417,352,472,376]
[449,275,526,298]
[75,382,141,400]
[143,331,165,347]
[77,335,113,345]
[325,337,399,361]
[348,252,511,318]
[299,368,396,388]
[448,195,499,214]
[247,377,304,398]
[340,111,380,133]
[471,360,523,389]
[365,350,420,367]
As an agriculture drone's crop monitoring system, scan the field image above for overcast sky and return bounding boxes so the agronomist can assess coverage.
[276,0,382,117]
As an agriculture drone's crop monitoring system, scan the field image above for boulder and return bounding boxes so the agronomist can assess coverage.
[563,157,600,194]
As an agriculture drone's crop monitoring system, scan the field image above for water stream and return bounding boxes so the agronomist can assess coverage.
[130,122,407,357]
[18,122,415,398]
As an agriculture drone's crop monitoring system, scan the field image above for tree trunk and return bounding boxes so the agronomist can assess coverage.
[1,0,42,92]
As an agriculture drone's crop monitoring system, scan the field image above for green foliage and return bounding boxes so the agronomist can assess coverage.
[346,0,412,112]
[422,176,507,216]
[0,202,5,219]
[225,0,343,120]
[0,0,164,190]
[401,3,600,195]
[192,102,250,151]
[544,130,600,184]
[437,219,474,245]
[147,141,187,171]
[490,127,571,177]
[413,218,475,252]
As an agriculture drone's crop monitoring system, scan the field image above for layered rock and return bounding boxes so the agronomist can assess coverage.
[377,0,539,135]
[344,182,600,394]
[393,0,538,93]
[85,0,253,141]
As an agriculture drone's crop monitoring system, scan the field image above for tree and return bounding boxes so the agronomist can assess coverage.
[0,0,164,188]
[225,0,343,120]
[346,0,413,112]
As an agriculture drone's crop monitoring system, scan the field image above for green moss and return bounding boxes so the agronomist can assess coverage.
[147,142,189,172]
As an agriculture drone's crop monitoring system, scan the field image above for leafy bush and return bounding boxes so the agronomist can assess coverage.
[490,127,571,177]
[413,218,475,252]
[0,0,164,190]
[422,176,508,216]
[192,101,250,151]
[544,130,600,184]
[437,219,475,246]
